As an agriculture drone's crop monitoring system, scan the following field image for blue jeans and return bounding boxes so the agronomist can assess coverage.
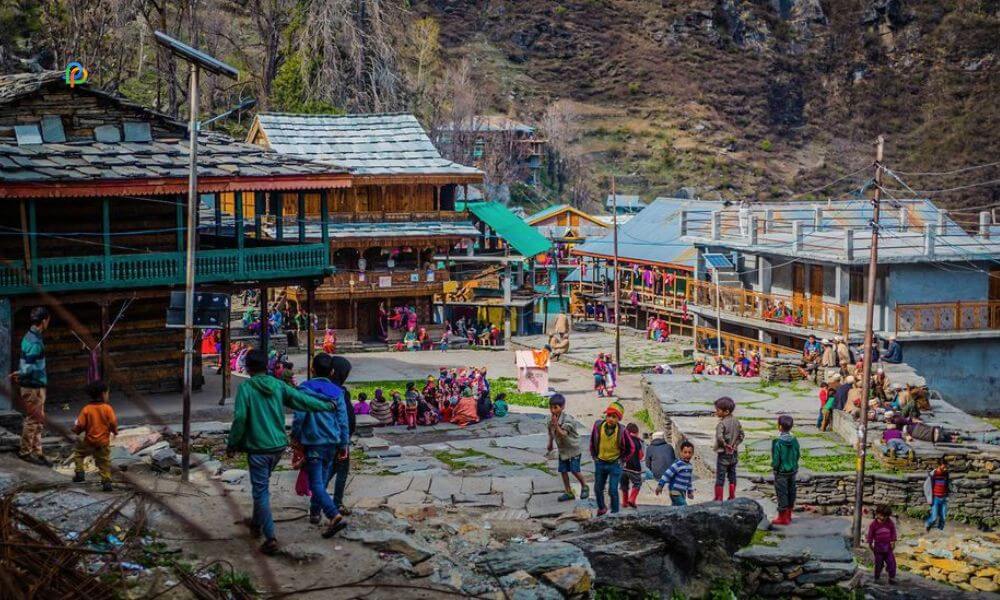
[669,491,687,506]
[304,445,340,520]
[926,497,947,530]
[594,460,623,513]
[332,452,350,508]
[248,452,283,541]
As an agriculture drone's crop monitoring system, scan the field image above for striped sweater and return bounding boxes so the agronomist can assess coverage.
[657,459,694,493]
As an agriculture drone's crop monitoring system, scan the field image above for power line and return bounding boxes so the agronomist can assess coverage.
[892,161,1000,177]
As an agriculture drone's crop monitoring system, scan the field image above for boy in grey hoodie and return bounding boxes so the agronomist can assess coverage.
[644,431,676,481]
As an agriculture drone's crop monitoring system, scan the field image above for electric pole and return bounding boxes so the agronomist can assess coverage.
[611,176,621,369]
[851,135,884,547]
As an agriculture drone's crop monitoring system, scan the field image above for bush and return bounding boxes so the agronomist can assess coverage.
[628,82,641,95]
[759,139,773,152]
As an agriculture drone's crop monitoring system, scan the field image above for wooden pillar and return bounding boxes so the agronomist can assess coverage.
[99,299,109,381]
[275,193,284,240]
[220,318,231,405]
[214,193,222,236]
[27,199,38,284]
[297,191,306,243]
[258,285,269,351]
[176,194,184,252]
[254,191,264,239]
[306,284,316,374]
[234,192,244,249]
[320,190,330,261]
[101,198,111,284]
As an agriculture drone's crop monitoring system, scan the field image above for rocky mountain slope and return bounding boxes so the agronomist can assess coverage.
[416,0,998,209]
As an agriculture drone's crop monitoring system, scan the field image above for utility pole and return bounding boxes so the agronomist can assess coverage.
[611,176,621,368]
[851,135,884,547]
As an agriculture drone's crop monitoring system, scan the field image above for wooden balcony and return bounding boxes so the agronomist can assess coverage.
[895,300,1000,333]
[307,268,449,300]
[694,326,800,360]
[325,210,468,223]
[688,280,849,336]
[0,244,330,296]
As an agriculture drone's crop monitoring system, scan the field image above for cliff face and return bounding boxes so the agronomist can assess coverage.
[417,0,999,207]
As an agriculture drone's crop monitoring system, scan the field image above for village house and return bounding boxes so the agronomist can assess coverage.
[0,72,349,401]
[245,112,483,346]
[569,197,722,338]
[605,193,647,215]
[436,115,544,187]
[680,199,1000,412]
[526,204,610,319]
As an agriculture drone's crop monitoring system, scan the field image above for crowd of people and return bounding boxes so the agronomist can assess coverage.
[692,350,762,377]
[361,368,509,430]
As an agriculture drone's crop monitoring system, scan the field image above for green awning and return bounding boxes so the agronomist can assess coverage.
[462,201,552,257]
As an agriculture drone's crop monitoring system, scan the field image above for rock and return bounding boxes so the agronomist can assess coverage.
[795,562,856,585]
[411,560,436,578]
[562,499,764,596]
[150,447,179,470]
[757,580,796,595]
[340,530,436,563]
[736,545,811,566]
[188,452,210,467]
[220,469,248,485]
[197,460,222,476]
[498,570,564,600]
[109,446,141,470]
[476,541,589,576]
[111,427,161,454]
[394,505,438,521]
[971,576,999,592]
[136,441,169,457]
[541,565,593,595]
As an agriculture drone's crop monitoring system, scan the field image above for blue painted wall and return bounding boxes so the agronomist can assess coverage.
[903,337,1000,414]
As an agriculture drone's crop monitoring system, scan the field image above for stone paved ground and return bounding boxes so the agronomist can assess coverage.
[514,331,690,371]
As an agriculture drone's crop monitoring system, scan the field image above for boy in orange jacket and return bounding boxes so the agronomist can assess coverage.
[71,380,118,491]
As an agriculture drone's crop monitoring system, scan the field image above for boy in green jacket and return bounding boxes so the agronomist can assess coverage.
[771,415,800,526]
[226,349,334,555]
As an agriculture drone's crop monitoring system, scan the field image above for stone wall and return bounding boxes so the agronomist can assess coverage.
[735,545,856,598]
[749,470,1000,525]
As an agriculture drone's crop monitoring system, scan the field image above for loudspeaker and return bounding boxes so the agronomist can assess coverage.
[166,291,231,329]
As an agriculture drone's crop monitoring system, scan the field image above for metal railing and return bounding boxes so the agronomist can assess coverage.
[895,300,1000,332]
[0,244,330,295]
[688,280,849,336]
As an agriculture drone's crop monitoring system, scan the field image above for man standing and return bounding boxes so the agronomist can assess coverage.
[11,307,51,465]
[226,349,335,555]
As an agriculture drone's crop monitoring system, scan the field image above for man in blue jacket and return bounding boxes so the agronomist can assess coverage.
[292,353,350,538]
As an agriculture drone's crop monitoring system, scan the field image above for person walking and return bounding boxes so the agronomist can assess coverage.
[11,307,51,465]
[588,401,636,516]
[226,349,336,555]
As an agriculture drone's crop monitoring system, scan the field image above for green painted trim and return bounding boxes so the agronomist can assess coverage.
[102,198,111,280]
[320,190,330,262]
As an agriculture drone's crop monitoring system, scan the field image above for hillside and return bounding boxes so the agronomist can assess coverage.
[415,0,999,212]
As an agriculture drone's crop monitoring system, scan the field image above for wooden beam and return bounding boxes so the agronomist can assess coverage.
[19,199,31,274]
[254,191,264,239]
[214,193,222,236]
[102,198,111,280]
[298,191,306,243]
[320,190,330,262]
[275,193,283,240]
[176,194,184,252]
[234,191,244,250]
[27,199,38,284]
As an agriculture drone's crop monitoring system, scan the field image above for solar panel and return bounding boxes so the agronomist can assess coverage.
[703,253,734,269]
[14,125,43,145]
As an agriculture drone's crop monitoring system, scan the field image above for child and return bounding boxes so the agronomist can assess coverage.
[923,459,949,532]
[390,391,405,425]
[588,401,636,515]
[369,389,393,425]
[866,505,898,583]
[816,381,829,429]
[492,393,509,417]
[770,415,800,525]
[644,431,676,482]
[619,423,645,508]
[547,394,589,502]
[354,392,371,415]
[71,380,118,491]
[593,353,608,398]
[713,396,744,501]
[404,382,420,430]
[654,440,695,506]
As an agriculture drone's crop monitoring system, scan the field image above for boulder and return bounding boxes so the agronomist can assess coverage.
[541,565,593,595]
[560,498,764,597]
[220,469,248,485]
[109,446,141,470]
[340,529,436,563]
[149,447,180,471]
[476,541,589,576]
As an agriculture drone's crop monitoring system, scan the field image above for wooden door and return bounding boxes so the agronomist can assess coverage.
[792,264,805,303]
[808,264,824,326]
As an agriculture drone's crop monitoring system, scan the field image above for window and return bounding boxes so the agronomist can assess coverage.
[849,267,866,303]
[473,141,485,158]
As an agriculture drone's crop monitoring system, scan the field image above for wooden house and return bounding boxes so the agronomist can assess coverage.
[0,72,349,402]
[246,113,483,343]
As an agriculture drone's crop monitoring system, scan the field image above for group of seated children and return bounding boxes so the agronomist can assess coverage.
[394,326,450,352]
[761,299,804,326]
[361,368,509,430]
[691,351,760,378]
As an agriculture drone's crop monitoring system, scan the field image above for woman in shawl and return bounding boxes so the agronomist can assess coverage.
[378,302,388,341]
[450,387,480,427]
[323,328,337,354]
[369,389,394,425]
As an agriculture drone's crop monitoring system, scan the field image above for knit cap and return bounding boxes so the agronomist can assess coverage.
[605,401,624,419]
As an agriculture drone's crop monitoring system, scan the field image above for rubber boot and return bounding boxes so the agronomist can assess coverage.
[728,483,737,500]
[786,508,793,523]
[628,487,640,508]
[713,485,724,502]
[620,490,630,509]
[771,509,790,526]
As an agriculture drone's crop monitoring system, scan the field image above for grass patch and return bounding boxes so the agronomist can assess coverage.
[634,408,655,431]
[980,416,1000,429]
[348,377,548,409]
[525,461,556,475]
[750,529,778,547]
[433,448,495,470]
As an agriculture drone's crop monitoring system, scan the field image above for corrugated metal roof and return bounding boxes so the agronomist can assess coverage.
[605,194,645,210]
[682,199,1000,265]
[465,201,552,257]
[575,197,724,268]
[253,112,483,177]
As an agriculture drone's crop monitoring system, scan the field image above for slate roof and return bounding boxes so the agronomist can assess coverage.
[682,199,1000,265]
[0,72,346,188]
[439,115,536,135]
[251,113,483,178]
[574,197,724,269]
